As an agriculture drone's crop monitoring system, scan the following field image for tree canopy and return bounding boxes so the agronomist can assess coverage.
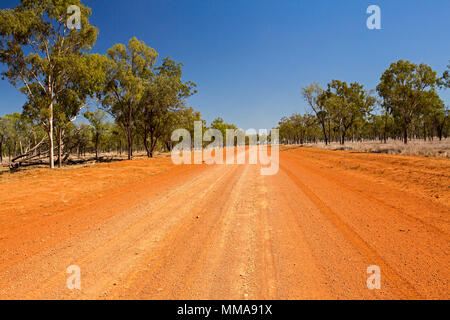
[0,0,101,167]
[377,60,440,144]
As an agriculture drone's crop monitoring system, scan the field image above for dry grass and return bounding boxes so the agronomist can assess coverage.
[303,138,450,158]
[0,150,171,175]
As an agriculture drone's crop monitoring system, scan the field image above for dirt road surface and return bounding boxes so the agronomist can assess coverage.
[0,147,449,299]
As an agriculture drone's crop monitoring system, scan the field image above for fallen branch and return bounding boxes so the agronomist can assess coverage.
[11,136,47,162]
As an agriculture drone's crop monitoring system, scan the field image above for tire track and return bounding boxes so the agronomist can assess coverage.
[280,163,423,299]
[256,176,279,300]
[22,165,229,299]
[110,165,244,299]
[283,152,449,238]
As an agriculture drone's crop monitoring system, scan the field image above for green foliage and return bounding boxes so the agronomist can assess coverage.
[101,37,159,159]
[301,83,328,144]
[84,109,109,158]
[321,80,374,144]
[284,61,447,145]
[138,57,197,157]
[278,113,318,144]
[0,112,43,162]
[210,117,237,141]
[377,59,440,144]
[442,61,449,89]
[0,0,100,168]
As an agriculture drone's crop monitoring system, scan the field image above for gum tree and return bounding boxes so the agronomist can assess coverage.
[301,83,328,145]
[210,117,237,142]
[323,80,375,145]
[51,53,108,167]
[441,61,449,88]
[139,58,197,157]
[160,107,203,152]
[0,0,99,168]
[102,37,158,160]
[377,60,440,144]
[420,91,447,141]
[0,116,5,163]
[84,109,108,159]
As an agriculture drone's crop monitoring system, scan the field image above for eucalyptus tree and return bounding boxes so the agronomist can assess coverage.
[0,113,23,161]
[166,106,205,151]
[441,61,449,88]
[377,60,440,144]
[420,91,447,141]
[291,113,309,144]
[0,0,99,168]
[72,122,92,158]
[278,116,296,144]
[304,113,320,143]
[102,37,158,160]
[302,83,329,145]
[0,116,7,162]
[156,106,201,153]
[139,58,197,157]
[210,117,237,142]
[323,80,375,145]
[84,109,109,159]
[172,107,203,142]
[52,53,108,167]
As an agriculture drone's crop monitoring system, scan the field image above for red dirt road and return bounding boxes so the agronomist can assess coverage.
[0,147,449,299]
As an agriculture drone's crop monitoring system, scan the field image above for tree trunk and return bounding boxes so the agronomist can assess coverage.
[340,127,345,145]
[127,125,133,160]
[149,141,156,158]
[403,125,408,144]
[57,128,63,168]
[149,132,159,158]
[321,122,328,145]
[328,120,331,144]
[437,120,444,141]
[143,127,151,158]
[48,102,55,169]
[95,135,99,160]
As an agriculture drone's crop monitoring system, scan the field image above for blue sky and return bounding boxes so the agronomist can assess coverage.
[1,0,449,129]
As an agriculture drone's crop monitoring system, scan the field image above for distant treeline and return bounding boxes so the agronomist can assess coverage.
[279,60,449,145]
[0,111,241,165]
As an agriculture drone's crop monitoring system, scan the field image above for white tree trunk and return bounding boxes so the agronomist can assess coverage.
[49,101,55,169]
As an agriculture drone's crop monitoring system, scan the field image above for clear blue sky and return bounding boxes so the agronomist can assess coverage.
[1,0,449,129]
